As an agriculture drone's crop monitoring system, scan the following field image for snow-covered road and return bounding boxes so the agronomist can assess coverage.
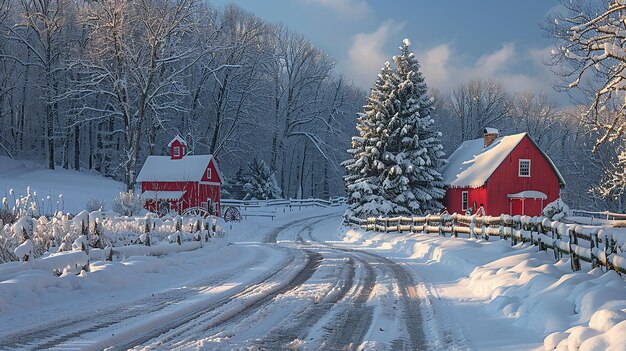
[0,210,435,350]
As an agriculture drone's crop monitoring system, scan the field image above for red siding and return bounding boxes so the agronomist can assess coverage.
[443,135,561,216]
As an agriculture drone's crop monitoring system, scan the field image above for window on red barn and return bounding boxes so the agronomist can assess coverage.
[207,168,212,179]
[174,146,180,157]
[461,191,468,211]
[519,159,531,177]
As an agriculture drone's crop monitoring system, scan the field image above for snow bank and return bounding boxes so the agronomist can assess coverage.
[0,238,229,314]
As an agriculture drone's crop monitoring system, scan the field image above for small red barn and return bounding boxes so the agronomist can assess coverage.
[136,136,224,216]
[440,129,565,216]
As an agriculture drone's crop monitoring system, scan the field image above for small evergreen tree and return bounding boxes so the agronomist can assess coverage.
[243,158,282,200]
[222,167,247,199]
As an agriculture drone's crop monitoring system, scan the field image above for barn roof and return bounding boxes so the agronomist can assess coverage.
[136,155,220,182]
[441,132,565,188]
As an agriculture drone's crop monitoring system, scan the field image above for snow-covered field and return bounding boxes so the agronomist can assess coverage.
[0,156,125,214]
[1,199,625,350]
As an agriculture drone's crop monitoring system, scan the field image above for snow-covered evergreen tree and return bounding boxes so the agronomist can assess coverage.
[243,158,282,200]
[343,62,397,218]
[383,39,446,215]
[344,39,446,218]
[222,167,247,200]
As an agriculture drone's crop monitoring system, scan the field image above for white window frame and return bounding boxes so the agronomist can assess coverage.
[206,168,212,179]
[461,191,468,211]
[173,146,180,157]
[518,159,531,177]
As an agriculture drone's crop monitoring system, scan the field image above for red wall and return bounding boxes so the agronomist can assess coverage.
[141,180,221,216]
[444,136,561,216]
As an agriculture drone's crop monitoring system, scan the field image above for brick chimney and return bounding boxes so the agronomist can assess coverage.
[483,128,499,148]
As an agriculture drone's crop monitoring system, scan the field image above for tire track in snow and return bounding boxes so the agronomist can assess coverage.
[131,213,340,350]
[134,250,323,350]
[0,245,295,351]
[264,213,336,243]
[253,253,357,349]
[332,247,426,350]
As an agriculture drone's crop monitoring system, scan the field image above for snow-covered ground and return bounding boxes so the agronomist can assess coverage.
[1,203,625,350]
[341,227,626,351]
[0,156,125,214]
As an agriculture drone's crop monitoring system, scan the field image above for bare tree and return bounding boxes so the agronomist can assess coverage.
[545,0,626,199]
[70,0,202,189]
[447,79,512,141]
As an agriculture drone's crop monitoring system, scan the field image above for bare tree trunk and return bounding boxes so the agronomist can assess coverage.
[73,124,80,170]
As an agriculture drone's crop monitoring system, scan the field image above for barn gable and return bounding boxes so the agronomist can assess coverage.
[441,132,565,189]
[200,159,223,184]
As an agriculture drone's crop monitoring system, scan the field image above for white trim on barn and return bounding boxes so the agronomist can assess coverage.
[142,190,186,200]
[507,190,547,200]
[199,181,221,186]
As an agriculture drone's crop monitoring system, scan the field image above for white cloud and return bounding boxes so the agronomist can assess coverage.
[346,20,405,87]
[416,43,554,95]
[300,0,372,18]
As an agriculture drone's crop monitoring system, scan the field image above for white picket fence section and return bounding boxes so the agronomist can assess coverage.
[346,213,626,274]
[571,209,626,221]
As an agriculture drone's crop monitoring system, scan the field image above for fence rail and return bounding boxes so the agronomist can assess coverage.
[346,213,626,274]
[221,197,347,211]
[571,209,626,221]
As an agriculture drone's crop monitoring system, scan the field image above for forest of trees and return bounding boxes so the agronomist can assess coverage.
[0,0,364,199]
[0,0,623,212]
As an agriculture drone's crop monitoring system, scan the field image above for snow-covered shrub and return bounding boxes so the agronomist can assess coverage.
[85,197,105,212]
[542,198,572,221]
[13,239,33,261]
[243,158,282,200]
[112,191,144,216]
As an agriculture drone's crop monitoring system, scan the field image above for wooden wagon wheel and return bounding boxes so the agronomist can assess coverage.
[223,206,241,222]
[182,207,211,218]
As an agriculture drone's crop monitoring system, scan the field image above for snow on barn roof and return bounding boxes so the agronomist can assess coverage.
[142,190,186,200]
[136,155,213,182]
[167,135,187,147]
[441,132,565,188]
[507,190,547,199]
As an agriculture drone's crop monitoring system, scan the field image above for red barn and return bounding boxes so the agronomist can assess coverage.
[440,129,565,216]
[136,136,223,216]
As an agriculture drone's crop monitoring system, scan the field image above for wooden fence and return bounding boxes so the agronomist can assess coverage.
[346,213,626,274]
[221,197,347,211]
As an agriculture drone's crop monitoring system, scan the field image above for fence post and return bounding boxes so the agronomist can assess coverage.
[482,218,488,241]
[439,217,444,236]
[398,218,402,233]
[452,215,457,238]
[569,228,581,271]
[590,233,597,269]
[384,218,389,233]
[411,217,416,233]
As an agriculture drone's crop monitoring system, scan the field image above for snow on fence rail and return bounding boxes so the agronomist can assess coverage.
[346,213,626,274]
[571,209,626,221]
[221,197,347,211]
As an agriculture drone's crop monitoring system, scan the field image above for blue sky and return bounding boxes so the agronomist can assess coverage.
[211,0,561,99]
